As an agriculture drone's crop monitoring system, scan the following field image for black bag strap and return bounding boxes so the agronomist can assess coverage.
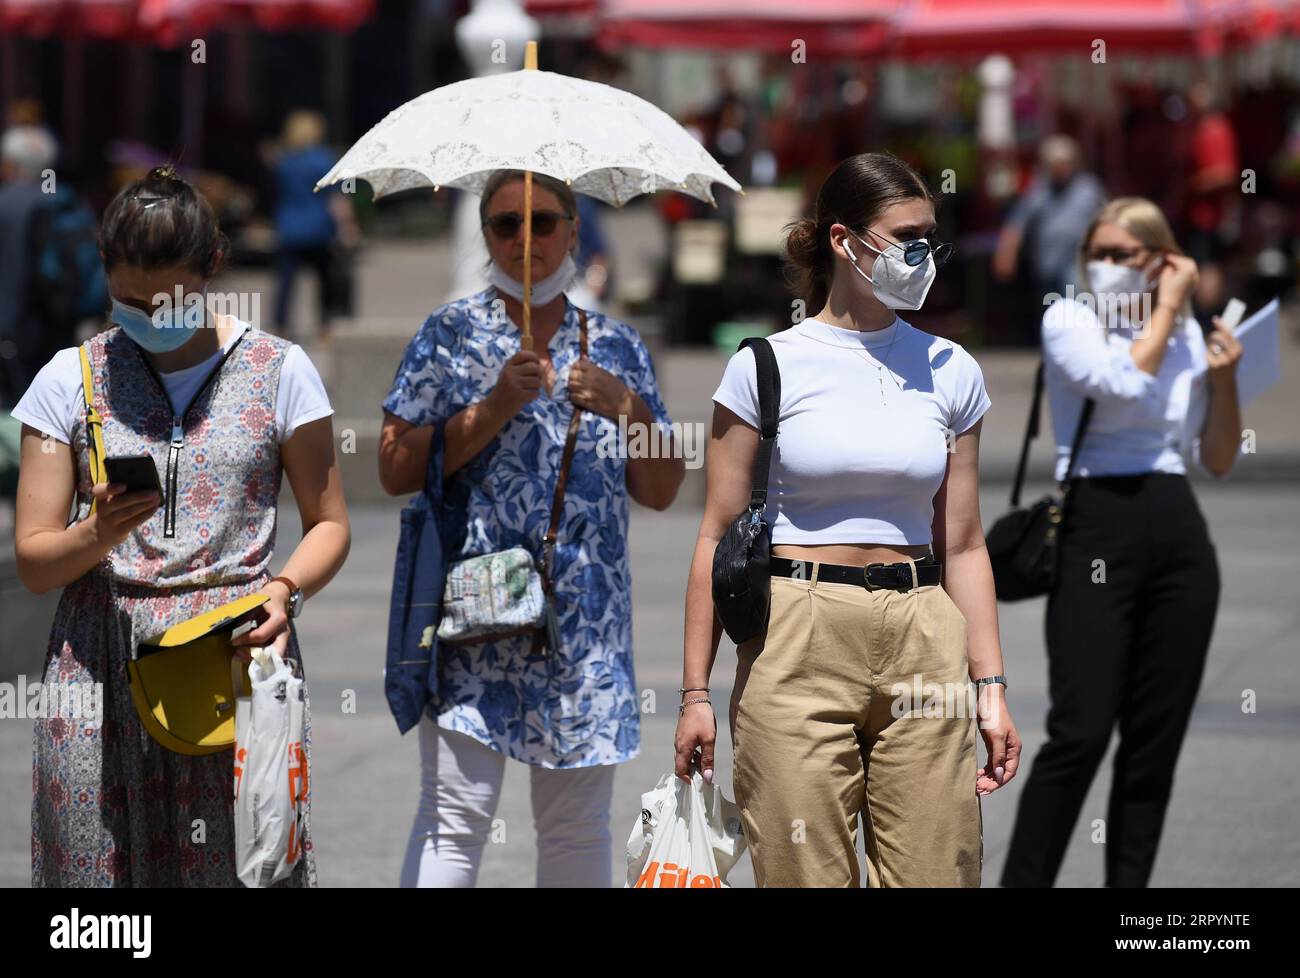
[738,337,780,511]
[1008,363,1044,509]
[1009,359,1094,508]
[1061,395,1094,486]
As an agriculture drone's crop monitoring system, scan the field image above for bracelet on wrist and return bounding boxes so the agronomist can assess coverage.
[679,698,712,714]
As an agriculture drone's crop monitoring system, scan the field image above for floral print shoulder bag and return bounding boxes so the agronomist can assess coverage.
[435,309,588,656]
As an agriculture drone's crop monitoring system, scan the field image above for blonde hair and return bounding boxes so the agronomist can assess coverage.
[1078,197,1190,316]
[282,110,326,151]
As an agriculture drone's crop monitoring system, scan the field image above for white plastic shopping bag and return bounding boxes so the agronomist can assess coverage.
[625,771,746,888]
[233,647,307,888]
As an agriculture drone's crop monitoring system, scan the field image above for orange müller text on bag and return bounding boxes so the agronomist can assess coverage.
[286,740,307,865]
[633,860,722,888]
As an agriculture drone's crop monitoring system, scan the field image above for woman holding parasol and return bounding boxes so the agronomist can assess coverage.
[323,44,739,884]
[379,168,684,886]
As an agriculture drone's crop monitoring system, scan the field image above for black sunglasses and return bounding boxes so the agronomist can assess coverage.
[860,227,954,269]
[482,209,572,239]
[1085,246,1151,264]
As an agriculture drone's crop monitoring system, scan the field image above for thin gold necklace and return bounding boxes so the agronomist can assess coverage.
[808,316,903,405]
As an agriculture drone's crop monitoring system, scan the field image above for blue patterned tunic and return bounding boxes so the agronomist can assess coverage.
[383,287,674,768]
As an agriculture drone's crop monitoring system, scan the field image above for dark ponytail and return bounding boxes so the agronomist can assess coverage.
[782,152,933,315]
[99,164,228,279]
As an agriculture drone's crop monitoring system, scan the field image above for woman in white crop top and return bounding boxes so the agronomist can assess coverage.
[673,153,1021,888]
[1001,198,1243,888]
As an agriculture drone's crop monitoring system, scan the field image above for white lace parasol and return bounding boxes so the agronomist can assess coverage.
[314,68,742,207]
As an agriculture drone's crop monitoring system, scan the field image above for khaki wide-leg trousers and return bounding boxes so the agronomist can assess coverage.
[729,566,983,887]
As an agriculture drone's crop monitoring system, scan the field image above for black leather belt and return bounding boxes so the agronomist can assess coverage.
[770,554,941,592]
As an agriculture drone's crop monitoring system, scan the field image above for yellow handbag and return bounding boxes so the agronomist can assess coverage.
[79,344,268,756]
[127,594,267,755]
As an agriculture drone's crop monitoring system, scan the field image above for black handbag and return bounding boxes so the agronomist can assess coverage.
[712,337,780,644]
[987,361,1094,601]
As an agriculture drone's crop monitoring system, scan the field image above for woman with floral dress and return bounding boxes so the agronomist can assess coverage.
[12,165,350,886]
[379,169,684,887]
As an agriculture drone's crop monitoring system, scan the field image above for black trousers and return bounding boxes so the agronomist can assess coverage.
[1001,473,1220,887]
[275,244,339,333]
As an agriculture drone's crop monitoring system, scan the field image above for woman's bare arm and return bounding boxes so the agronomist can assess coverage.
[271,416,351,601]
[378,352,543,495]
[931,419,1020,793]
[676,404,757,781]
[623,390,685,511]
[930,420,1004,683]
[233,416,351,653]
[13,426,160,594]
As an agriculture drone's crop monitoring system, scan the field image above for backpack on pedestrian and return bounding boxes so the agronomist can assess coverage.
[32,186,108,324]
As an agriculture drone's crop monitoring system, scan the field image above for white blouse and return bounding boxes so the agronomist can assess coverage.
[1041,298,1229,481]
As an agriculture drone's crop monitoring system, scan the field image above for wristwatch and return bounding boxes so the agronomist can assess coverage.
[974,675,1008,690]
[269,575,304,618]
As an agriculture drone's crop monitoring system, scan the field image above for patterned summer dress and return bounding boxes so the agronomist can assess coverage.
[383,289,674,769]
[31,324,318,887]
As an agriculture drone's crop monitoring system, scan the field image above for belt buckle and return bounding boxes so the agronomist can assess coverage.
[862,562,887,591]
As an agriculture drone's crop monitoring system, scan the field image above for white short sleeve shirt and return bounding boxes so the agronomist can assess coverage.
[11,320,333,446]
[712,316,991,546]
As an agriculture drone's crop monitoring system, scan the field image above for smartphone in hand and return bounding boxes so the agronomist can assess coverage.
[1219,298,1247,333]
[103,454,163,495]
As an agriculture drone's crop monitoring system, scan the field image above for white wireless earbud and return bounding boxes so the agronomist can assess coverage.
[843,240,857,260]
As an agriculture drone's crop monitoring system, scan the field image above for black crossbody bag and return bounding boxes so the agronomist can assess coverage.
[986,361,1094,601]
[712,337,780,644]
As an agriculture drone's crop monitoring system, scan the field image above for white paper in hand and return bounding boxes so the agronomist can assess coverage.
[233,648,307,888]
[625,772,746,888]
[1231,297,1281,406]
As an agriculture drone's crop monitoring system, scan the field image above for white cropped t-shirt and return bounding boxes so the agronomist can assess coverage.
[711,316,991,546]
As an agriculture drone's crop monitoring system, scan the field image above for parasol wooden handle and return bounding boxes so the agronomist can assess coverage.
[519,41,539,350]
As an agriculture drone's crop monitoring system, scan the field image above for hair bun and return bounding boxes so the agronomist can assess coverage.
[783,216,822,266]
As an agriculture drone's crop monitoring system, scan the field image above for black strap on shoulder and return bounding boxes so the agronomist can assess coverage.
[738,337,780,511]
[1009,363,1044,509]
[1062,394,1095,486]
[1009,359,1094,507]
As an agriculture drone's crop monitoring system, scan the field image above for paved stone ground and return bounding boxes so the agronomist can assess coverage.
[2,481,1295,888]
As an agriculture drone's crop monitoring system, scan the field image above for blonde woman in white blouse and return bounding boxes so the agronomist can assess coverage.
[1001,197,1243,888]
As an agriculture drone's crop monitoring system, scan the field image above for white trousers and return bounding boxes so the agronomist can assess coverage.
[400,714,617,888]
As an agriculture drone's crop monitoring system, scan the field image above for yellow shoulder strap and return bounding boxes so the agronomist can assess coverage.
[78,343,107,512]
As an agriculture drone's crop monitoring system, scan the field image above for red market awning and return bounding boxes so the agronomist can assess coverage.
[0,0,373,41]
[139,0,373,36]
[1201,0,1300,46]
[883,0,1248,57]
[591,0,1300,58]
[523,0,600,13]
[595,0,899,56]
[0,0,139,37]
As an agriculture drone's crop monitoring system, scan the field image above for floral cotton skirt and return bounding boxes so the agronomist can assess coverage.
[31,568,318,887]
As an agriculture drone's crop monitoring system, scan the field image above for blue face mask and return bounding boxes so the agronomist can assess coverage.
[110,293,205,353]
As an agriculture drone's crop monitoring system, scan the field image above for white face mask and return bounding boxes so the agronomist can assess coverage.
[489,253,578,306]
[1085,259,1153,299]
[844,230,937,311]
